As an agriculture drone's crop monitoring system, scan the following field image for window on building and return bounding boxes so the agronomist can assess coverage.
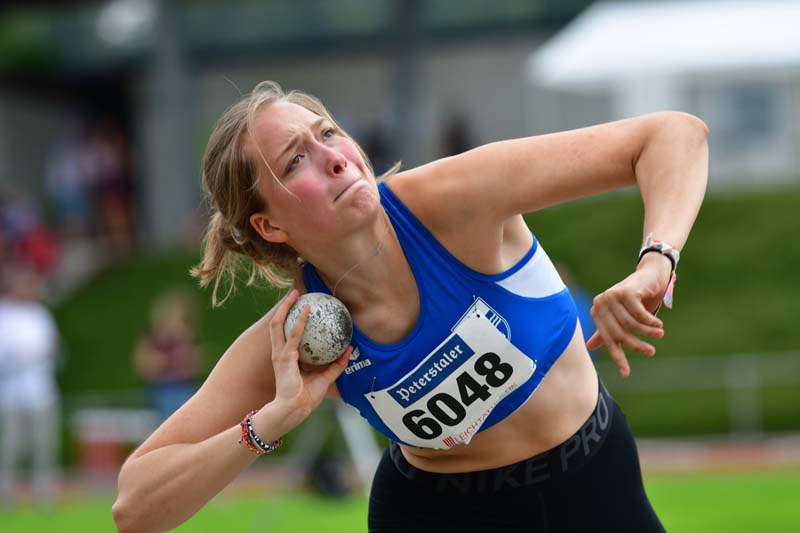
[717,84,781,150]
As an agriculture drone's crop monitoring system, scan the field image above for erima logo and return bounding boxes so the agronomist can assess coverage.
[345,347,371,374]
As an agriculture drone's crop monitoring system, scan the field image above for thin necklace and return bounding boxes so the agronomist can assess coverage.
[332,215,392,298]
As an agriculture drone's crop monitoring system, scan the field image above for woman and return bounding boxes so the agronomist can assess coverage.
[133,287,202,422]
[113,81,708,532]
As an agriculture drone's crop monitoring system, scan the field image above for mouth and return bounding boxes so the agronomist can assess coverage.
[334,179,360,202]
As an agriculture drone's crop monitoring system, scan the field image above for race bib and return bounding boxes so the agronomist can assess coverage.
[365,299,535,449]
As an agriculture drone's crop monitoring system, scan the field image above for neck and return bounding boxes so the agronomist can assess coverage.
[308,209,397,301]
[309,209,420,343]
[331,215,392,297]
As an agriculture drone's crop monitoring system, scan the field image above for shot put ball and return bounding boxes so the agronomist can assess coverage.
[284,292,353,365]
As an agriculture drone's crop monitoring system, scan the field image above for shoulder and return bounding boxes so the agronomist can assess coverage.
[382,155,491,234]
[383,160,529,273]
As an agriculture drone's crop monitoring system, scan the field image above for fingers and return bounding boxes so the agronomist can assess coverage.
[618,296,664,336]
[300,346,353,404]
[590,281,668,377]
[270,289,300,345]
[299,361,323,373]
[586,331,603,350]
[607,339,630,378]
[593,305,657,354]
[321,346,352,381]
[281,304,310,362]
[606,304,663,350]
[300,345,352,373]
[271,290,310,367]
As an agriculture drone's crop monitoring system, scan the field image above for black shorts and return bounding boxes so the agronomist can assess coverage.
[368,381,665,533]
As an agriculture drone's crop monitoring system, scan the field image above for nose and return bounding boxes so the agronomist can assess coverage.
[321,144,347,177]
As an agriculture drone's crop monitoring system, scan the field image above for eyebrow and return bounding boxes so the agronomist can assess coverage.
[275,117,328,168]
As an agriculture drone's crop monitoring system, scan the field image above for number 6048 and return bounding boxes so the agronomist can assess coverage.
[401,352,513,439]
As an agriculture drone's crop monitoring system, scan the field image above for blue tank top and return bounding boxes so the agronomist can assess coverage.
[303,182,578,449]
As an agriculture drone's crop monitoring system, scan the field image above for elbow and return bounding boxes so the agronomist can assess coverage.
[681,111,709,140]
[113,483,154,533]
[697,116,710,138]
[663,111,709,141]
[112,496,138,533]
[113,463,136,532]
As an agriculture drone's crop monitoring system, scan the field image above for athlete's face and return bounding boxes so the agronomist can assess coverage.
[248,101,378,247]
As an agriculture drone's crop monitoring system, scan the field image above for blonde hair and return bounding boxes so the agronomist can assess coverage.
[191,81,399,307]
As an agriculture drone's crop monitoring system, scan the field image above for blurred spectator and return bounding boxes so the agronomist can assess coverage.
[134,287,202,422]
[0,193,60,276]
[439,115,473,157]
[18,224,60,277]
[85,118,136,257]
[45,120,93,239]
[0,265,62,505]
[43,122,99,297]
[555,262,598,360]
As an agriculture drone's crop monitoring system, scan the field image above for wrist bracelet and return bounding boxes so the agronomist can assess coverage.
[637,233,678,312]
[239,409,283,456]
[638,232,680,272]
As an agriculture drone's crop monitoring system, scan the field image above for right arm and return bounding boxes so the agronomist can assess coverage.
[112,290,349,533]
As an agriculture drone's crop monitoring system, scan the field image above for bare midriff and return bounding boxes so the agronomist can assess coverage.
[399,325,600,474]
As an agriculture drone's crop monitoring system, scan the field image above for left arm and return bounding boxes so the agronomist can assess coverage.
[411,111,707,227]
[402,111,709,375]
[629,112,709,251]
[584,113,708,376]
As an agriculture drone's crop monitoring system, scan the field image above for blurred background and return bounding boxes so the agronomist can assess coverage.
[0,0,798,531]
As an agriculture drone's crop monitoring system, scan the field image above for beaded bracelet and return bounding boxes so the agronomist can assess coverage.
[238,409,283,456]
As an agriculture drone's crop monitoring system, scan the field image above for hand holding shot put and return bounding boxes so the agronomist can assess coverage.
[270,290,351,424]
[284,292,354,366]
[113,80,707,533]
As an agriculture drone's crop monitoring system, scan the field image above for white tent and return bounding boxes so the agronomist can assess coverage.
[524,1,800,184]
[528,0,800,91]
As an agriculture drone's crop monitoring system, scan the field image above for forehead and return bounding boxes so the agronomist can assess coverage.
[253,101,323,157]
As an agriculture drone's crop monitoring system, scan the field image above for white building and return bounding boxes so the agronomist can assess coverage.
[526,0,800,188]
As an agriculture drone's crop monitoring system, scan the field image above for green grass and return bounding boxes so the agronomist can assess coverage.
[647,470,800,533]
[1,470,797,532]
[0,492,367,533]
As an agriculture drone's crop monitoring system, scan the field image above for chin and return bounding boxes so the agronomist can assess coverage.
[351,184,380,210]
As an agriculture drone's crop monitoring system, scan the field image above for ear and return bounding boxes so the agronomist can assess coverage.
[249,212,288,244]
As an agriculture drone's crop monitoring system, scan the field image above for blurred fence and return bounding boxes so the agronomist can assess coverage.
[597,351,800,435]
[63,351,800,475]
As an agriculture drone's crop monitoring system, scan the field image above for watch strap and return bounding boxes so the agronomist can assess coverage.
[638,232,679,312]
[638,232,680,272]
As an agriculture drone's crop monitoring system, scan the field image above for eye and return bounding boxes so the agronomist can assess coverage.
[322,127,335,139]
[287,154,303,173]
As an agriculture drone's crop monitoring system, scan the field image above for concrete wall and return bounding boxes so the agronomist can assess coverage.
[692,68,800,187]
[195,34,549,167]
[133,34,550,243]
[416,35,549,162]
[526,67,800,190]
[196,54,395,151]
[0,90,77,198]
